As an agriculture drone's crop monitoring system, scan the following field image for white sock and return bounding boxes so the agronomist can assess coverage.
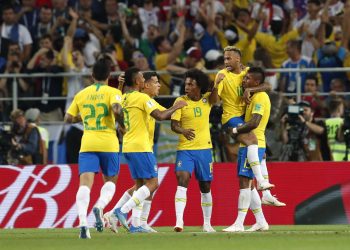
[108,190,132,214]
[247,145,264,183]
[175,186,187,226]
[96,181,115,210]
[141,200,152,227]
[234,188,251,226]
[261,159,272,198]
[121,186,150,214]
[201,191,213,225]
[76,185,90,227]
[131,201,143,227]
[250,188,266,224]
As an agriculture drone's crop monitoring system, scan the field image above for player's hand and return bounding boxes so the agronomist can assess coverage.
[298,115,306,124]
[118,72,125,91]
[243,88,252,104]
[182,129,195,141]
[174,100,187,109]
[215,73,225,86]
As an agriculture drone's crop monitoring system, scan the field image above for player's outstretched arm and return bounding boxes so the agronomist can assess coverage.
[150,100,187,121]
[228,114,262,136]
[64,113,82,124]
[171,120,195,141]
[112,103,125,132]
[243,83,271,104]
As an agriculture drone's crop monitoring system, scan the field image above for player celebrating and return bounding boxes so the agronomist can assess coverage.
[223,67,270,232]
[209,46,274,191]
[104,71,164,233]
[113,67,187,232]
[171,69,215,233]
[64,59,125,239]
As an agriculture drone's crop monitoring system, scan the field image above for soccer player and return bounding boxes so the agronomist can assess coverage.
[104,71,164,233]
[223,67,270,232]
[113,67,187,232]
[64,59,125,239]
[171,69,215,233]
[209,46,274,191]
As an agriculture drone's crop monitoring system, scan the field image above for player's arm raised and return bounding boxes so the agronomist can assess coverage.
[209,73,225,105]
[171,120,195,141]
[228,114,262,135]
[150,100,187,121]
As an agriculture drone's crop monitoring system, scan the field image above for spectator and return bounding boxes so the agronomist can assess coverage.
[9,109,44,165]
[138,0,159,39]
[280,101,325,161]
[25,108,49,164]
[183,46,205,70]
[279,40,315,93]
[1,5,33,61]
[253,47,278,91]
[35,5,54,43]
[95,0,120,31]
[131,50,150,71]
[302,75,326,118]
[15,0,39,39]
[27,49,65,121]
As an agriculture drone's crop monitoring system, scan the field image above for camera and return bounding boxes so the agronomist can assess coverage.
[0,123,13,164]
[287,105,304,124]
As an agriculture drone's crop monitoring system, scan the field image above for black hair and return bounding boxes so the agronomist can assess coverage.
[143,71,158,82]
[184,68,210,94]
[328,97,343,114]
[234,8,250,19]
[248,67,265,84]
[2,5,15,14]
[153,35,166,53]
[308,0,321,6]
[305,74,319,86]
[40,34,52,41]
[125,67,141,87]
[288,39,302,52]
[109,25,122,43]
[92,59,111,81]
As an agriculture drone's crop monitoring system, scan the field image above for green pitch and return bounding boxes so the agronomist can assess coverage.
[1,225,350,250]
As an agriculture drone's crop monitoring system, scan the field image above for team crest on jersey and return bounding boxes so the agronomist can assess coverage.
[202,98,207,103]
[115,95,122,102]
[254,104,261,112]
[147,100,155,108]
[177,161,182,167]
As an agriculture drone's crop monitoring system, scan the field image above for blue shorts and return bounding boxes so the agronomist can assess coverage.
[237,147,266,179]
[79,152,120,176]
[223,115,245,129]
[124,152,158,179]
[175,149,213,181]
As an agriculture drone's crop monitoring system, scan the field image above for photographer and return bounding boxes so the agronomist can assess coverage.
[280,101,324,161]
[9,109,43,165]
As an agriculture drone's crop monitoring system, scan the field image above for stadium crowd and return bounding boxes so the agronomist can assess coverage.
[1,0,350,162]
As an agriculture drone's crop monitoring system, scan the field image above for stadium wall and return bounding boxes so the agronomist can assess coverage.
[1,162,350,228]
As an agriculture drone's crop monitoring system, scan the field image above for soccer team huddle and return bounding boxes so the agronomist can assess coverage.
[64,46,286,239]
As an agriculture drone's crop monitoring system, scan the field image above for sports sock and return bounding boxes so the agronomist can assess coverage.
[201,191,213,225]
[76,185,90,227]
[141,200,152,227]
[261,159,272,198]
[250,188,266,224]
[131,201,143,227]
[108,190,132,214]
[120,185,150,214]
[96,181,115,210]
[175,186,187,226]
[247,145,264,183]
[234,188,251,226]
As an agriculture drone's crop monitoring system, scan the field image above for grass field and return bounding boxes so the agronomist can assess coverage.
[1,225,350,250]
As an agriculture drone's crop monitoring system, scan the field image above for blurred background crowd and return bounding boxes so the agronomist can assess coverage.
[1,0,350,164]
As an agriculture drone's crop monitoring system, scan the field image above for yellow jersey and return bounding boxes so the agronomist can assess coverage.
[148,101,166,149]
[155,53,171,95]
[242,92,271,148]
[216,67,249,124]
[67,83,122,152]
[255,29,299,68]
[122,91,159,153]
[171,93,212,150]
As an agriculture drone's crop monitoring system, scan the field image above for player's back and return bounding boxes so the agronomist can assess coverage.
[216,68,249,124]
[244,92,271,148]
[122,91,158,153]
[172,93,212,150]
[74,84,122,152]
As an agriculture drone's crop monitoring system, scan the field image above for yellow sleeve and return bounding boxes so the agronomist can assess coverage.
[67,96,79,116]
[110,88,123,106]
[217,30,228,48]
[251,94,266,116]
[280,29,299,43]
[171,97,183,121]
[235,37,249,50]
[215,72,224,96]
[255,32,275,52]
[155,53,169,70]
[141,94,159,115]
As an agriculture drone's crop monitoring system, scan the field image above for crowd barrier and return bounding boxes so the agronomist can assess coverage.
[1,162,350,228]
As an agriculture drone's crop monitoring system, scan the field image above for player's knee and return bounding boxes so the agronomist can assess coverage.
[199,182,211,193]
[240,132,258,145]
